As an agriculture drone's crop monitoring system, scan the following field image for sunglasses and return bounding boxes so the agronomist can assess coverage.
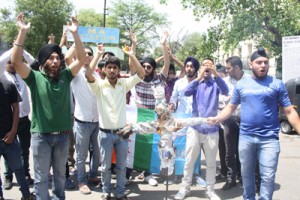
[86,52,93,56]
[142,64,152,70]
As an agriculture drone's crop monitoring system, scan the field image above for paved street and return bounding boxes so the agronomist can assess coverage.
[1,132,300,200]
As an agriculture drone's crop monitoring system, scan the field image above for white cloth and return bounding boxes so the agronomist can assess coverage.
[71,68,99,122]
[4,71,31,117]
[89,73,142,129]
[169,76,193,114]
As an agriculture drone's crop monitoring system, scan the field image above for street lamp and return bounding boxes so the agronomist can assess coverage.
[103,0,107,27]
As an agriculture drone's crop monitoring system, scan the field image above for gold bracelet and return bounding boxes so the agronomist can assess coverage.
[14,43,24,48]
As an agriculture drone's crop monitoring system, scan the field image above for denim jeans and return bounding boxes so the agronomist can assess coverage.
[4,117,31,179]
[99,131,128,198]
[0,138,30,198]
[31,132,69,200]
[239,134,280,200]
[74,120,100,184]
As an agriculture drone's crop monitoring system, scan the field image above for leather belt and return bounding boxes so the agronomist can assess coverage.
[99,127,122,134]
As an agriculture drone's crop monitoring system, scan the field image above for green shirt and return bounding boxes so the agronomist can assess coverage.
[24,69,74,133]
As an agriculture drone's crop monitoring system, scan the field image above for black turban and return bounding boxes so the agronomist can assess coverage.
[250,47,269,62]
[184,56,200,72]
[33,44,63,67]
[142,57,157,69]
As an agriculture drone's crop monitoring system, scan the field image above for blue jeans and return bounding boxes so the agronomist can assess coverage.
[239,134,280,200]
[74,121,100,184]
[0,139,30,198]
[31,133,69,200]
[99,131,128,198]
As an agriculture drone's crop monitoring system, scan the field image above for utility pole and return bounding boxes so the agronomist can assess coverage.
[103,0,107,27]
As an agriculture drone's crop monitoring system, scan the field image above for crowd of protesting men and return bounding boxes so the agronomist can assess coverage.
[0,12,300,200]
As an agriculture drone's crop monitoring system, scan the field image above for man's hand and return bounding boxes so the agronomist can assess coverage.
[16,13,30,32]
[207,116,219,126]
[122,45,135,57]
[129,30,137,44]
[116,124,133,139]
[2,131,16,144]
[67,16,79,34]
[96,43,105,55]
[160,31,169,45]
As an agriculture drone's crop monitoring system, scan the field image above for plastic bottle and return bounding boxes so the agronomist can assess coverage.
[160,146,175,176]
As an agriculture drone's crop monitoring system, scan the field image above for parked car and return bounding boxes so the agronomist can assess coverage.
[279,77,300,134]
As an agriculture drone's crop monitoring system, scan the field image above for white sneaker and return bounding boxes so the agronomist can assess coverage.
[144,175,158,186]
[205,188,220,200]
[174,187,191,200]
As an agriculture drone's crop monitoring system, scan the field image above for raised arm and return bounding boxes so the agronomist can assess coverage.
[67,16,85,76]
[123,46,145,79]
[11,13,31,79]
[128,30,138,75]
[169,49,185,78]
[160,31,170,77]
[90,44,104,70]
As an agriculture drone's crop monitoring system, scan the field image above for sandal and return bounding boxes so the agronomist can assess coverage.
[79,184,91,195]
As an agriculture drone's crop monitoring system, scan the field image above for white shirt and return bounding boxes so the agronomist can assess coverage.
[89,74,142,129]
[71,68,99,122]
[4,71,31,117]
[169,76,193,114]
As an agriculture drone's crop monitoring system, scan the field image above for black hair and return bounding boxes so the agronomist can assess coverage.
[226,56,243,70]
[201,57,214,65]
[169,63,175,73]
[102,51,115,59]
[98,59,106,69]
[105,56,120,68]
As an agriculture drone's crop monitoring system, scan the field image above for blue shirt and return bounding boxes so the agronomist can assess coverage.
[184,76,229,133]
[231,75,291,139]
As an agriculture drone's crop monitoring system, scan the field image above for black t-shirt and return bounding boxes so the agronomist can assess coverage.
[0,77,22,138]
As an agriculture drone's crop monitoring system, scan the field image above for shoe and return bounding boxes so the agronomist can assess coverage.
[137,172,144,180]
[79,184,91,195]
[25,175,34,185]
[88,177,100,186]
[3,178,12,190]
[205,188,220,200]
[65,178,75,190]
[116,195,130,200]
[101,193,111,200]
[144,175,158,186]
[111,174,117,179]
[173,175,182,184]
[215,173,226,181]
[174,187,191,200]
[222,181,236,190]
[21,192,36,200]
[69,166,77,176]
[163,180,174,185]
[125,178,130,186]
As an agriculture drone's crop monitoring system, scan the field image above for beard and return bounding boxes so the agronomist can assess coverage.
[186,71,196,78]
[43,65,61,82]
[252,69,268,79]
[143,70,155,82]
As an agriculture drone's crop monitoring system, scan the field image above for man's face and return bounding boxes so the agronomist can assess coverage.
[43,52,61,81]
[167,70,176,80]
[250,57,269,79]
[226,62,238,78]
[84,48,93,66]
[202,59,214,79]
[142,63,154,76]
[5,60,16,74]
[185,61,196,78]
[104,64,120,80]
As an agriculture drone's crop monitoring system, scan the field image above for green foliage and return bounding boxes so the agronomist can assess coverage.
[0,0,73,55]
[161,0,300,75]
[77,9,104,27]
[110,0,169,57]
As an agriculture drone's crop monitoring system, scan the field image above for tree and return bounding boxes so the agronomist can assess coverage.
[110,0,169,57]
[0,0,73,55]
[160,0,300,75]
